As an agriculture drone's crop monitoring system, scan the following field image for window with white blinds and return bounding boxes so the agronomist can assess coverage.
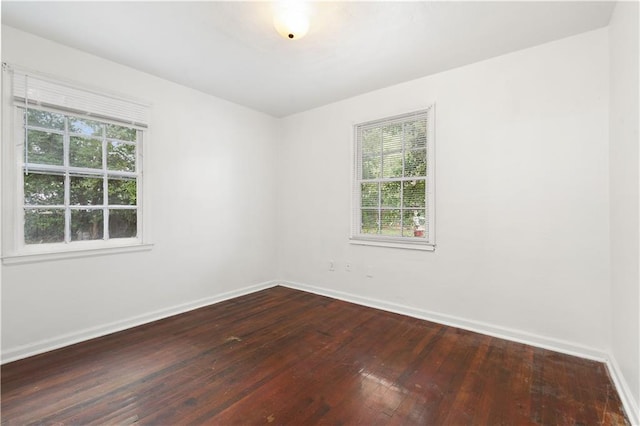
[2,64,151,262]
[351,107,435,250]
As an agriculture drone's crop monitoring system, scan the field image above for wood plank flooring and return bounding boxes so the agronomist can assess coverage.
[1,286,629,425]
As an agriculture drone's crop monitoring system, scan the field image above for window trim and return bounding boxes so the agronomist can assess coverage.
[350,106,436,251]
[1,64,153,264]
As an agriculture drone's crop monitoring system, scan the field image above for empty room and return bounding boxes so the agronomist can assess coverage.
[1,1,638,424]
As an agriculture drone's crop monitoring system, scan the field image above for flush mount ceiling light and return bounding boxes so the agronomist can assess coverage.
[273,2,310,40]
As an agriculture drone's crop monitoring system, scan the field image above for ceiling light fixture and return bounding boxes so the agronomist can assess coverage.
[273,2,310,40]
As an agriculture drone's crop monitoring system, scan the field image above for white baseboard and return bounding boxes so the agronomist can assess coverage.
[279,280,607,361]
[606,355,640,425]
[1,280,278,364]
[280,280,640,423]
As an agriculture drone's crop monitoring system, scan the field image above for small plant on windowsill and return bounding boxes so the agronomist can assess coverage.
[412,210,426,237]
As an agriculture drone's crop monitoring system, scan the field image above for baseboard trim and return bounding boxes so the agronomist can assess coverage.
[280,280,640,422]
[1,280,278,364]
[279,280,607,361]
[606,355,640,425]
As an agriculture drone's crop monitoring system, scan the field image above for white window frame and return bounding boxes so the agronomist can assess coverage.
[350,106,436,251]
[1,64,153,264]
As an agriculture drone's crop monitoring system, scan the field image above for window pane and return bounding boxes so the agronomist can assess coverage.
[69,117,104,136]
[70,136,102,169]
[403,180,425,208]
[361,183,379,207]
[404,120,427,150]
[70,176,103,205]
[109,209,137,238]
[362,128,381,156]
[27,110,65,130]
[24,173,64,205]
[381,181,400,207]
[26,130,63,166]
[403,209,426,238]
[361,210,379,234]
[106,124,137,141]
[24,209,64,244]
[108,178,136,205]
[380,209,401,236]
[382,152,403,178]
[362,156,381,179]
[71,209,104,241]
[107,141,136,172]
[382,124,402,152]
[355,110,432,244]
[404,149,426,177]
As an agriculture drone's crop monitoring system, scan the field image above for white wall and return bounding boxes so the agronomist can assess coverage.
[609,0,640,416]
[278,29,611,354]
[1,26,280,360]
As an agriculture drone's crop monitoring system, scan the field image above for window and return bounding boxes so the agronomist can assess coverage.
[22,110,138,243]
[351,107,435,250]
[2,65,151,262]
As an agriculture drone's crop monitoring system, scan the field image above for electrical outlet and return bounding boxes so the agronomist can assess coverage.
[345,263,352,272]
[329,261,335,272]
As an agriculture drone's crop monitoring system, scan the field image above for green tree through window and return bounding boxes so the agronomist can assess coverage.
[22,108,139,244]
[353,108,434,247]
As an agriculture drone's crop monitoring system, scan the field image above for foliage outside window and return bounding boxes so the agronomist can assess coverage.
[22,108,139,244]
[2,65,150,262]
[352,107,435,249]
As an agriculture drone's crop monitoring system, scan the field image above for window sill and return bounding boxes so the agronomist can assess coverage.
[2,242,154,265]
[350,237,435,251]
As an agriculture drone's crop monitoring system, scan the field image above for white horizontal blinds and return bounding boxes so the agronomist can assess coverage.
[354,108,433,244]
[11,68,149,128]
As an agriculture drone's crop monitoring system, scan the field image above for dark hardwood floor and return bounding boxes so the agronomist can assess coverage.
[1,286,629,425]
